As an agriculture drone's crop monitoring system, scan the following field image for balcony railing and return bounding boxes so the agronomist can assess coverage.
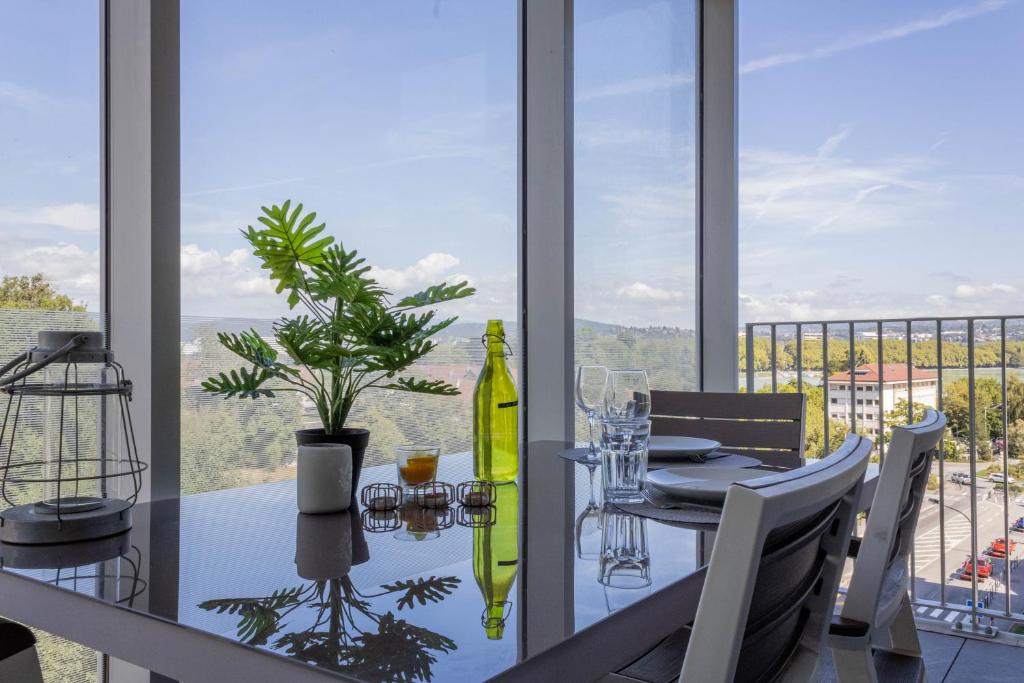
[744,315,1024,636]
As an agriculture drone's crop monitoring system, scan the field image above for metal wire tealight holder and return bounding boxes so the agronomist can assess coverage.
[0,332,147,545]
[361,482,402,511]
[413,481,455,509]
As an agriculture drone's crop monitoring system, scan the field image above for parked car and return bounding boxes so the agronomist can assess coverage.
[1013,517,1024,533]
[990,473,1017,485]
[988,537,1017,558]
[960,556,993,579]
[951,472,972,485]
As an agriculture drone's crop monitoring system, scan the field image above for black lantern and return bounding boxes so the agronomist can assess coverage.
[0,331,146,544]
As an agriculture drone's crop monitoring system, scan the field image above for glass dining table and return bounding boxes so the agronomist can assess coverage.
[0,442,876,682]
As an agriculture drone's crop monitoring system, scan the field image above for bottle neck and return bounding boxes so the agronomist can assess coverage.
[484,321,508,359]
[484,603,508,640]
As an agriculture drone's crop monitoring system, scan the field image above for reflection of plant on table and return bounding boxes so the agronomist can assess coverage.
[199,575,460,682]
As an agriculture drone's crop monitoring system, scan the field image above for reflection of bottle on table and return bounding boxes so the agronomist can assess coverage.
[473,482,519,639]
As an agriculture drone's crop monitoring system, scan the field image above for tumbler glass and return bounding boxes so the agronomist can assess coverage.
[600,419,650,504]
[598,506,651,589]
[396,445,440,494]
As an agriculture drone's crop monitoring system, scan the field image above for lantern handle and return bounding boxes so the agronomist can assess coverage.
[0,334,89,388]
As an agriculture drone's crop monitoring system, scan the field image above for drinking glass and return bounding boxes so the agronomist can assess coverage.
[575,365,608,462]
[598,507,651,589]
[603,369,651,422]
[396,445,440,494]
[600,419,650,504]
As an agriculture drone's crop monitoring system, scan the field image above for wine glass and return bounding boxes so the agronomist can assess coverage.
[575,462,602,560]
[575,365,609,461]
[603,369,651,422]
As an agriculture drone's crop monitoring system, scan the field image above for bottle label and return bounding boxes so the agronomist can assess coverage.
[498,400,518,409]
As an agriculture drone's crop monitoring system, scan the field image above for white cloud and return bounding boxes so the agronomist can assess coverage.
[740,0,1009,75]
[0,203,99,233]
[572,1,1008,102]
[181,243,226,277]
[740,134,942,235]
[617,282,684,302]
[576,73,694,103]
[372,253,461,292]
[179,244,287,316]
[953,283,1017,300]
[0,243,100,309]
[816,126,852,158]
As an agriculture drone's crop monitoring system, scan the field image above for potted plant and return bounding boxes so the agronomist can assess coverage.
[202,201,474,489]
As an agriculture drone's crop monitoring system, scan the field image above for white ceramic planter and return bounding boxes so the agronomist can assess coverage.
[296,443,352,514]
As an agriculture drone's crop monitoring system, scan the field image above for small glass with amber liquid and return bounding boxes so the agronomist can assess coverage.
[396,445,440,494]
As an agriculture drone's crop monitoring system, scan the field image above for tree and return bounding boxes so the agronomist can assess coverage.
[1008,419,1024,459]
[755,380,848,458]
[883,399,965,461]
[0,273,85,311]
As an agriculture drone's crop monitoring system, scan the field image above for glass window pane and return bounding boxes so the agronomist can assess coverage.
[0,2,100,681]
[181,2,517,493]
[574,0,698,437]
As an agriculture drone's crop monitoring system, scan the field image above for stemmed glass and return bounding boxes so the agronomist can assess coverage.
[575,365,609,463]
[603,369,651,422]
[575,462,602,559]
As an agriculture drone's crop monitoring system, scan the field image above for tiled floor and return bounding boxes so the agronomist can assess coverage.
[818,629,1023,682]
[920,629,1024,682]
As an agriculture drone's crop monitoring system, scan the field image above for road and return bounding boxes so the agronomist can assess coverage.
[907,461,1024,631]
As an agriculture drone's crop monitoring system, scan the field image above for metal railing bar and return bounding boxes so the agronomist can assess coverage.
[822,324,830,455]
[877,320,884,465]
[967,319,979,628]
[849,321,857,435]
[745,323,755,394]
[906,320,914,424]
[937,319,946,606]
[744,314,1024,327]
[796,323,803,396]
[770,324,778,393]
[1001,318,1011,616]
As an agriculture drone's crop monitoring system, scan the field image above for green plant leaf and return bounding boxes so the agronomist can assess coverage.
[384,377,460,396]
[395,281,475,309]
[243,201,334,308]
[201,367,276,399]
[216,329,278,367]
[273,316,333,369]
[307,244,385,305]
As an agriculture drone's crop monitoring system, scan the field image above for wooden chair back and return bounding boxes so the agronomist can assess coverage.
[650,390,806,469]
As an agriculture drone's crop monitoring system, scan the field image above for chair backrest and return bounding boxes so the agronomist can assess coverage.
[680,434,873,683]
[841,410,946,630]
[650,390,806,469]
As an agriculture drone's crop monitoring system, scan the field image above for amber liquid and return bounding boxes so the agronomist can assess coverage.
[398,454,438,487]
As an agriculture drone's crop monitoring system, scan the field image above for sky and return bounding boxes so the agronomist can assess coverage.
[0,0,1021,327]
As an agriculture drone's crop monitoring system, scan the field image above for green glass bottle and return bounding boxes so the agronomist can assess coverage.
[473,320,518,483]
[473,482,519,640]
